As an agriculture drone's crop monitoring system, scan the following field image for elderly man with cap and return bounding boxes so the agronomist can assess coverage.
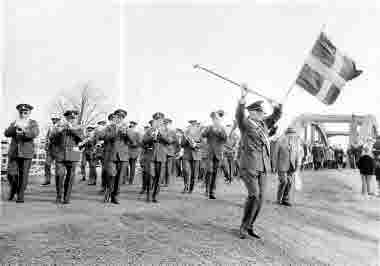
[49,110,83,204]
[41,115,61,186]
[201,110,228,199]
[182,119,202,193]
[124,120,141,185]
[272,127,301,207]
[142,112,170,203]
[4,104,40,202]
[97,109,131,204]
[236,85,282,239]
[79,125,98,186]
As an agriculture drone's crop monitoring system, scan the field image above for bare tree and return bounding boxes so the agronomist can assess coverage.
[48,81,113,127]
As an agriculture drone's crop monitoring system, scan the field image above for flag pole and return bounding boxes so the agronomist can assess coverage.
[281,24,327,105]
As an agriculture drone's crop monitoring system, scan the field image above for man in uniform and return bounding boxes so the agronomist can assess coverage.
[142,112,170,203]
[174,128,184,178]
[125,120,141,185]
[221,124,239,184]
[202,110,227,199]
[79,125,98,185]
[163,118,177,187]
[182,120,202,193]
[50,110,83,204]
[41,115,61,186]
[98,109,131,204]
[94,120,107,193]
[5,104,40,203]
[272,127,301,207]
[236,85,282,239]
[139,124,153,196]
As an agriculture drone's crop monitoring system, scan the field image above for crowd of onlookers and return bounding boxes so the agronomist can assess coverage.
[299,142,356,171]
[296,140,380,198]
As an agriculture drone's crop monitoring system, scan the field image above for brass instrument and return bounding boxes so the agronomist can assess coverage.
[184,126,201,149]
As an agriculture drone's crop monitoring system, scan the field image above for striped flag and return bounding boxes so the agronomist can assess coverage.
[296,32,362,105]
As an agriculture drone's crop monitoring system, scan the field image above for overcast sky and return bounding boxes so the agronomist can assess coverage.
[2,0,380,144]
[2,0,120,130]
[124,1,380,133]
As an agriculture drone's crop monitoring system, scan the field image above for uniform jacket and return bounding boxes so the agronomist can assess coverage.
[128,130,142,159]
[182,129,202,161]
[166,130,178,157]
[4,119,40,159]
[142,128,170,162]
[224,132,239,158]
[201,125,227,161]
[49,125,83,162]
[272,137,301,172]
[97,124,132,162]
[236,102,281,174]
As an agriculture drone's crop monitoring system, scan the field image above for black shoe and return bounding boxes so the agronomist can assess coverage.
[81,178,86,182]
[239,226,248,239]
[188,190,193,194]
[16,198,24,203]
[139,189,145,195]
[99,189,105,194]
[7,192,15,201]
[40,181,51,186]
[209,195,216,199]
[247,229,261,239]
[282,201,292,207]
[62,199,70,204]
[152,198,158,203]
[111,197,120,204]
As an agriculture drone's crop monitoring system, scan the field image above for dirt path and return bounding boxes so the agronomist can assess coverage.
[1,169,379,265]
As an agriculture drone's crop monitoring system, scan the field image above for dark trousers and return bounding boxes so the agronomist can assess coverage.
[106,161,127,198]
[163,157,174,186]
[183,159,200,192]
[240,172,266,229]
[100,159,106,189]
[80,151,86,180]
[221,156,233,182]
[55,161,77,202]
[7,158,32,201]
[151,161,164,200]
[86,155,98,184]
[207,155,221,197]
[277,170,294,203]
[44,151,55,183]
[128,157,137,184]
[199,158,208,182]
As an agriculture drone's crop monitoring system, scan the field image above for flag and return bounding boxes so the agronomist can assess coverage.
[296,32,362,105]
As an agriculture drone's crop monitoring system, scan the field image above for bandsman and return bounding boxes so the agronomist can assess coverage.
[97,109,131,204]
[182,120,202,193]
[163,118,177,187]
[125,120,141,185]
[79,125,98,186]
[201,110,228,199]
[142,112,170,203]
[41,115,61,186]
[139,124,153,195]
[4,104,40,203]
[49,110,83,204]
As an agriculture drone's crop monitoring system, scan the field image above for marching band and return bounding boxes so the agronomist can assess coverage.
[4,86,286,239]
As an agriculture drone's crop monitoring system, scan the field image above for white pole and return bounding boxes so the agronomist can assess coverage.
[118,0,126,108]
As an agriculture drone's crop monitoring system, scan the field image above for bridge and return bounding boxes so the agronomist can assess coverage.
[287,113,378,147]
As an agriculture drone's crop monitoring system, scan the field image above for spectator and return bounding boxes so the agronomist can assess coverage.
[357,145,375,197]
[374,155,380,196]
